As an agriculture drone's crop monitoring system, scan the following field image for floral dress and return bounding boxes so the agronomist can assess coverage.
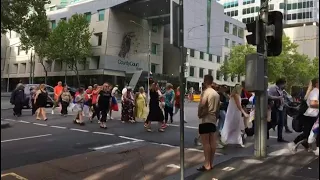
[121,92,135,122]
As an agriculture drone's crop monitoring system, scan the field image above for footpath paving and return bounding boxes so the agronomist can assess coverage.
[1,141,208,180]
[184,151,319,180]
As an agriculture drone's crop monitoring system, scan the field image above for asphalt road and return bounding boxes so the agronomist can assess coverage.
[1,98,299,172]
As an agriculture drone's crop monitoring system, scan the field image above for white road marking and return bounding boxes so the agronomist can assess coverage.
[19,120,30,124]
[119,136,144,142]
[50,125,67,129]
[269,136,277,139]
[70,128,89,132]
[168,124,198,129]
[33,123,48,126]
[92,140,141,150]
[93,132,114,136]
[3,119,16,122]
[166,164,181,169]
[1,134,52,143]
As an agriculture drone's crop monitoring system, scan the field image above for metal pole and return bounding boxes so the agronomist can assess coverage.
[147,29,151,101]
[6,47,11,92]
[32,52,35,84]
[178,0,185,179]
[254,0,268,158]
[29,52,33,84]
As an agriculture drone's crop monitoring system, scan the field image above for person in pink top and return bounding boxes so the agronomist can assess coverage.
[91,84,102,122]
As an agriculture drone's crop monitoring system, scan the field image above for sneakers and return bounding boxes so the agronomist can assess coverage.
[216,143,224,149]
[314,147,319,156]
[51,110,54,114]
[161,123,168,129]
[288,142,298,153]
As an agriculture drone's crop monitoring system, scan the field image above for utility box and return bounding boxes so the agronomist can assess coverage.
[245,53,265,91]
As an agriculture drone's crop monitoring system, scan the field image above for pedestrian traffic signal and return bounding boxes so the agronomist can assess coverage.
[266,11,283,56]
[246,19,259,45]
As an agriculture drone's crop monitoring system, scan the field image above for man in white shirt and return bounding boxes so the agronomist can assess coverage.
[288,78,319,154]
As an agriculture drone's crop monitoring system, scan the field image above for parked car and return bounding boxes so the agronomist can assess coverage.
[23,84,54,108]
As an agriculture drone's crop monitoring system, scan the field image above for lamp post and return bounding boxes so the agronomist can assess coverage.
[187,24,204,38]
[130,20,151,101]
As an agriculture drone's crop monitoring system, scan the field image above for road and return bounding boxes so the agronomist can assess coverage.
[1,98,306,179]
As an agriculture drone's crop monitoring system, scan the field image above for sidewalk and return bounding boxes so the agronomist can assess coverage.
[1,142,206,180]
[184,151,319,180]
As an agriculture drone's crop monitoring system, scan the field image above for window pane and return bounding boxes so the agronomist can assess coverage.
[233,25,237,35]
[190,67,195,76]
[238,28,244,38]
[199,68,204,78]
[235,10,238,16]
[51,20,56,29]
[292,3,297,9]
[85,12,91,22]
[190,49,195,57]
[209,54,213,61]
[151,43,158,54]
[216,71,221,80]
[224,38,229,47]
[98,9,105,21]
[279,3,284,9]
[200,52,204,59]
[292,14,297,20]
[224,21,229,33]
[151,64,156,73]
[287,4,291,10]
[298,2,302,8]
[217,56,221,63]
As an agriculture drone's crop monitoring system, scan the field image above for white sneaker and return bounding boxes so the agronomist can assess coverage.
[288,142,297,153]
[314,147,319,156]
[216,143,224,149]
[51,110,54,115]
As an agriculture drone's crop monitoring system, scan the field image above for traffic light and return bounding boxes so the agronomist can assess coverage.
[267,11,283,56]
[246,19,259,45]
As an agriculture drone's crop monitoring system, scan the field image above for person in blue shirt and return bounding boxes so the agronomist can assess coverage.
[164,83,175,125]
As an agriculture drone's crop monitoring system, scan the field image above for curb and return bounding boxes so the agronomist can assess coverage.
[1,121,10,129]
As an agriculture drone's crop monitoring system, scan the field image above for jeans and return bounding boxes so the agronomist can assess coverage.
[164,105,173,123]
[218,110,226,132]
[283,107,289,129]
[272,108,284,140]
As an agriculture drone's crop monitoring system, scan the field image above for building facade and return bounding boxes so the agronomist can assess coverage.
[218,0,319,58]
[163,0,245,90]
[1,0,165,90]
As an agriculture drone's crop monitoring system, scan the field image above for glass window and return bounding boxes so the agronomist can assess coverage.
[51,20,56,29]
[17,46,20,55]
[306,1,310,8]
[152,25,158,33]
[235,10,238,16]
[190,66,195,77]
[217,56,221,63]
[303,2,306,8]
[298,2,302,8]
[98,9,105,21]
[216,71,221,80]
[238,28,244,38]
[292,3,297,9]
[243,9,246,15]
[190,49,195,57]
[298,13,302,19]
[279,3,284,9]
[256,6,259,12]
[224,21,229,33]
[310,1,313,7]
[242,19,246,23]
[224,54,229,61]
[151,63,156,73]
[233,25,237,36]
[310,12,313,18]
[60,17,66,21]
[94,33,103,46]
[232,41,236,46]
[224,38,229,47]
[209,54,213,61]
[292,13,297,20]
[224,74,228,81]
[200,52,204,59]
[84,12,91,22]
[269,4,274,10]
[251,7,254,13]
[231,11,234,16]
[199,68,204,78]
[151,43,158,54]
[287,14,292,20]
[46,86,54,93]
[287,4,291,10]
[306,12,310,18]
[208,69,213,76]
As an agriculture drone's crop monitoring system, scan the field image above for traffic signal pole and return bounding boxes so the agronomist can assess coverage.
[254,0,268,158]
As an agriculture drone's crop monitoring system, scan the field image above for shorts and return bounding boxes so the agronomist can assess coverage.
[199,123,217,134]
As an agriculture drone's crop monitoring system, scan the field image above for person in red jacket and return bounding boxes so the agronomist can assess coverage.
[174,86,187,123]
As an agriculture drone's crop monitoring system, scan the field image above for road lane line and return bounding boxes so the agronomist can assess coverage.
[50,125,67,129]
[92,141,141,150]
[119,136,144,141]
[19,120,30,124]
[33,123,48,126]
[269,136,277,139]
[93,132,115,136]
[1,134,52,143]
[70,128,89,132]
[3,118,16,122]
[1,172,28,180]
[168,124,198,129]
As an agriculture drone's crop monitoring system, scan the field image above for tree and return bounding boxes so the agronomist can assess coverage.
[220,36,315,90]
[47,14,92,86]
[1,0,50,33]
[20,1,51,84]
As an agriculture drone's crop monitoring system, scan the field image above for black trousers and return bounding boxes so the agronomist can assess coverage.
[99,105,109,122]
[164,105,173,123]
[92,104,100,120]
[31,99,37,115]
[293,115,317,148]
[61,101,69,115]
[13,103,23,116]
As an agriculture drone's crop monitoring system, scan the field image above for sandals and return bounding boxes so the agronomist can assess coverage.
[196,166,211,172]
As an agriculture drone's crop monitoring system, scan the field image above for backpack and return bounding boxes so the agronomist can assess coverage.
[292,100,308,132]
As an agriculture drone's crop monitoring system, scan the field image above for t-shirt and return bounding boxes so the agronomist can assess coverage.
[218,92,228,111]
[304,88,319,117]
[98,90,111,107]
[198,87,220,124]
[165,89,175,107]
[92,89,99,104]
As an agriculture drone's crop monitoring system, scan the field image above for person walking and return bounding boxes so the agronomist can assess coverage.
[73,87,85,125]
[145,82,165,132]
[10,83,25,117]
[164,83,175,126]
[217,85,229,148]
[34,84,48,121]
[174,86,187,123]
[97,83,112,128]
[91,84,101,122]
[121,87,135,123]
[52,81,63,114]
[60,86,72,116]
[288,78,319,152]
[135,87,147,121]
[197,75,220,171]
[221,84,249,147]
[109,85,119,120]
[84,86,93,121]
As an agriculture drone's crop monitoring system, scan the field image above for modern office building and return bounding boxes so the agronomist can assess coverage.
[218,0,319,58]
[163,0,246,90]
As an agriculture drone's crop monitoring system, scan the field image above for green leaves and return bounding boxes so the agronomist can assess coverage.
[219,35,318,89]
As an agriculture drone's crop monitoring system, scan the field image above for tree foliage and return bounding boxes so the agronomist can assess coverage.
[1,0,50,33]
[19,0,51,83]
[219,36,318,90]
[47,14,92,86]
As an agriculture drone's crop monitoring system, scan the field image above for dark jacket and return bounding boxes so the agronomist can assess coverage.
[10,88,25,105]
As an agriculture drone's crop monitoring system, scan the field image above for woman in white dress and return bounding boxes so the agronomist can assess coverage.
[221,84,249,147]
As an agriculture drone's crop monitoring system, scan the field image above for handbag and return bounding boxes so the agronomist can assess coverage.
[112,103,119,111]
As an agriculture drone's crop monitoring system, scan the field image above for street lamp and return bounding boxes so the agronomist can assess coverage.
[130,20,152,101]
[187,24,204,38]
[4,41,21,92]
